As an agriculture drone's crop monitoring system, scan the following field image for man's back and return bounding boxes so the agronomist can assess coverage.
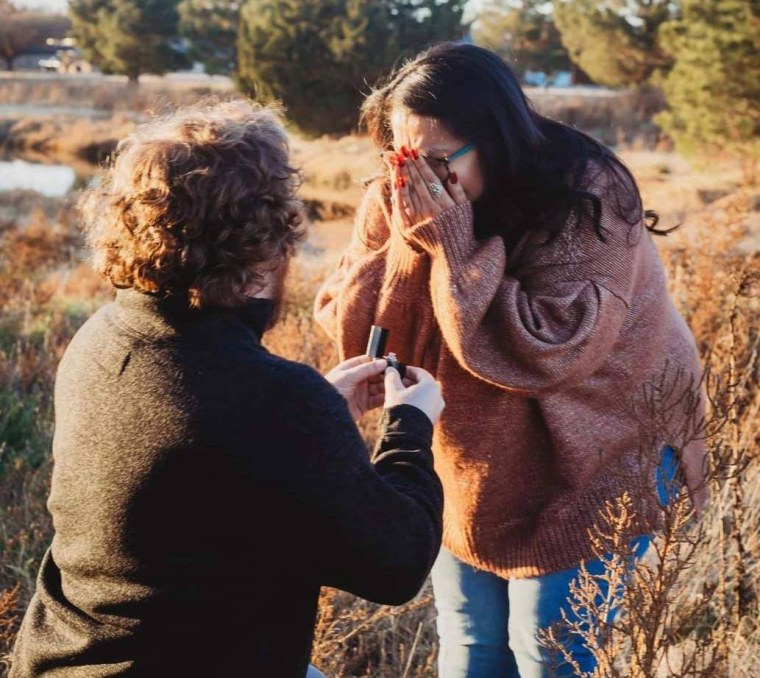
[12,290,443,677]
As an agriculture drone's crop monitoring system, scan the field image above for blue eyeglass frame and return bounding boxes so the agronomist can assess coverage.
[422,142,476,182]
[446,142,476,162]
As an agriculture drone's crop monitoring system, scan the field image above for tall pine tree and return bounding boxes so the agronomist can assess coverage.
[236,0,466,136]
[656,0,760,169]
[69,0,109,67]
[178,0,240,75]
[473,0,571,81]
[553,0,675,87]
[69,0,187,82]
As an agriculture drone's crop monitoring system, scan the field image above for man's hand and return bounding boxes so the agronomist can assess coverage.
[384,365,445,426]
[324,355,388,420]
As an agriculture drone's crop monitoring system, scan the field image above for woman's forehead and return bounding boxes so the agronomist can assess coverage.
[390,111,461,153]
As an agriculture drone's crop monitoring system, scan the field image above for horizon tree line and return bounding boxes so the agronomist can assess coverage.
[1,0,757,162]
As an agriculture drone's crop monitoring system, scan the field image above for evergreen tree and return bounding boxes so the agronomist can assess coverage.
[656,0,760,166]
[473,0,571,81]
[553,0,675,87]
[178,0,240,75]
[69,0,109,67]
[236,0,466,136]
[69,0,187,82]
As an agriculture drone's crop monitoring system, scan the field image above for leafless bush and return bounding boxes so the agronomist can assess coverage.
[538,257,760,678]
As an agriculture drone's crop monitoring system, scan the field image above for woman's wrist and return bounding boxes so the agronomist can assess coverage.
[382,226,430,298]
[406,202,478,266]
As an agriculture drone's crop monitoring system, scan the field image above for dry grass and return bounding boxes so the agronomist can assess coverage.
[0,121,758,677]
[0,73,236,114]
[0,74,240,164]
[1,115,136,165]
[0,74,667,171]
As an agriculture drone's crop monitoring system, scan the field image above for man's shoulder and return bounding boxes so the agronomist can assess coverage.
[242,350,340,408]
[60,303,343,414]
[57,301,123,370]
[210,349,352,453]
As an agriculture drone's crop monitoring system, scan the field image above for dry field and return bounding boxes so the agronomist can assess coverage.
[0,73,661,164]
[0,77,759,676]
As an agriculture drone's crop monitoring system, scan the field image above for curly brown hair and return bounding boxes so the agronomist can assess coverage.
[80,99,304,309]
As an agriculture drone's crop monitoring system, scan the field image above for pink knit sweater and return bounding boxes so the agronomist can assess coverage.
[314,173,704,578]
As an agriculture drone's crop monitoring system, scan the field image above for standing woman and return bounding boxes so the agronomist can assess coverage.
[315,43,705,677]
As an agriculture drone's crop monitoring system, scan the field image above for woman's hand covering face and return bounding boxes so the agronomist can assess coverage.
[383,147,468,235]
[387,112,483,237]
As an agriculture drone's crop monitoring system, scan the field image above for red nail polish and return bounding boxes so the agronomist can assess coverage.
[399,177,407,188]
[411,148,419,160]
[401,146,410,157]
[449,172,458,185]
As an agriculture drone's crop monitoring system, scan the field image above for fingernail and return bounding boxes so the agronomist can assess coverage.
[401,145,409,157]
[411,148,419,160]
[449,172,458,185]
[399,177,406,188]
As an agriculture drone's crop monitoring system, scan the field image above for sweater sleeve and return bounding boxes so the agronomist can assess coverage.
[314,179,429,360]
[404,195,642,397]
[249,362,443,605]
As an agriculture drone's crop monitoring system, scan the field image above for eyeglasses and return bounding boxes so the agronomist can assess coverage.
[421,142,476,183]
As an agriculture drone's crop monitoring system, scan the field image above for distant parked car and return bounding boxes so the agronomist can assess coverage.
[37,47,91,74]
[551,72,573,88]
[39,58,62,72]
[523,70,574,88]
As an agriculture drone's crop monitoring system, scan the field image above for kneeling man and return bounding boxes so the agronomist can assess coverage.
[11,101,444,678]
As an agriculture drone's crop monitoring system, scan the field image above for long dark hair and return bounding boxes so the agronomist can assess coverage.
[361,42,666,248]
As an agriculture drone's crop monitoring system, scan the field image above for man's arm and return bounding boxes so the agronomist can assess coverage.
[236,359,443,605]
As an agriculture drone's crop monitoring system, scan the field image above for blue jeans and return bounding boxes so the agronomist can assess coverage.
[432,447,679,678]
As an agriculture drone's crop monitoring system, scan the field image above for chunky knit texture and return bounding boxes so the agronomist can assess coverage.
[314,174,704,578]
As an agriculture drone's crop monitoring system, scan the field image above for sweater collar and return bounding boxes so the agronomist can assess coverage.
[236,298,276,338]
[114,289,275,341]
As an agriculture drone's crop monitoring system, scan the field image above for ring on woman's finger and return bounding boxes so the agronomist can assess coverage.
[428,182,444,198]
